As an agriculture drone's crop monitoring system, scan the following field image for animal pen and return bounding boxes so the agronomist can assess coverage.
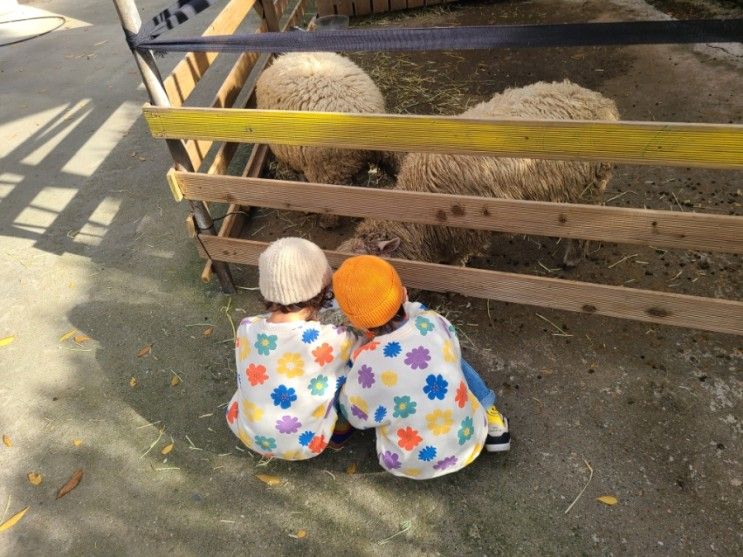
[113,0,743,336]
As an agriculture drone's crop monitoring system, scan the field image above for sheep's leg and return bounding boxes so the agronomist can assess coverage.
[562,238,588,268]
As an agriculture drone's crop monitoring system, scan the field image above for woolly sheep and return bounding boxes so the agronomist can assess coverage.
[338,79,620,267]
[256,51,395,186]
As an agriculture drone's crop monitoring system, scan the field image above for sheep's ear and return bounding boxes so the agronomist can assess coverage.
[306,15,317,32]
[376,237,401,256]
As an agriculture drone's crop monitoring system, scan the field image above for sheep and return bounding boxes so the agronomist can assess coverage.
[256,48,400,228]
[337,79,620,267]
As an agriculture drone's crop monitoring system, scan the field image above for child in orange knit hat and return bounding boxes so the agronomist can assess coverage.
[333,255,509,480]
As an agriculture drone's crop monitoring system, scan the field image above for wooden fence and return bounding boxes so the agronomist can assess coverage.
[117,0,743,335]
[316,0,458,17]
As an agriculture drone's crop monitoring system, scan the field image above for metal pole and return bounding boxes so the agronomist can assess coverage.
[112,0,236,294]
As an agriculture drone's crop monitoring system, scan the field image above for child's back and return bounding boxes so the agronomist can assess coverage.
[225,237,356,460]
[227,315,354,459]
[339,302,488,479]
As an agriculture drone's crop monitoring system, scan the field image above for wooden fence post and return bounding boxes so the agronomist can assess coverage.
[111,0,236,293]
[255,0,280,31]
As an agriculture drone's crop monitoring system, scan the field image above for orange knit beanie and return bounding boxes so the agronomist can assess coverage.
[332,255,405,330]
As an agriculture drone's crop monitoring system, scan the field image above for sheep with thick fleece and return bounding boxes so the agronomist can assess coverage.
[256,51,393,186]
[338,79,620,267]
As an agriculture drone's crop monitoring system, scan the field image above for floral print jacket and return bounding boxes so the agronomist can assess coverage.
[339,302,488,479]
[226,316,356,460]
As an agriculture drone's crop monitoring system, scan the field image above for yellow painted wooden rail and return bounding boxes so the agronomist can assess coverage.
[143,107,743,168]
[192,236,743,335]
[172,171,743,254]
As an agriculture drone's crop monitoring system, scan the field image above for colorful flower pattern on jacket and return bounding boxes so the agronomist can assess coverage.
[226,315,357,460]
[339,302,487,479]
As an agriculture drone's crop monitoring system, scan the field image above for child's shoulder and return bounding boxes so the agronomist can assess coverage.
[301,320,356,343]
[238,314,266,329]
[405,302,456,335]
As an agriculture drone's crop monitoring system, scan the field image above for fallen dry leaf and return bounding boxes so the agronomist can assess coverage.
[161,443,174,455]
[27,472,43,486]
[59,329,77,342]
[346,462,358,475]
[129,376,138,388]
[170,374,181,387]
[0,506,29,532]
[288,529,307,539]
[597,495,618,506]
[0,336,15,347]
[202,326,214,337]
[256,474,282,487]
[72,439,82,447]
[56,468,84,499]
[2,435,11,447]
[73,334,91,344]
[137,344,152,358]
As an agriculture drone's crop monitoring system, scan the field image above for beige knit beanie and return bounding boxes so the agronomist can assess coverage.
[258,237,332,305]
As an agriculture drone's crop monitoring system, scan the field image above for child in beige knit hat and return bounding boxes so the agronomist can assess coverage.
[225,238,358,459]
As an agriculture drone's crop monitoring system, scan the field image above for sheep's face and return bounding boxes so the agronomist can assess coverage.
[337,236,401,257]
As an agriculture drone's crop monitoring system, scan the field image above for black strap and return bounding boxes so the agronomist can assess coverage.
[125,0,218,50]
[129,18,743,53]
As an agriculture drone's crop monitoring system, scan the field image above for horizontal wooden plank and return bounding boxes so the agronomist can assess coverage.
[143,107,743,169]
[173,172,743,253]
[163,0,257,108]
[193,236,743,335]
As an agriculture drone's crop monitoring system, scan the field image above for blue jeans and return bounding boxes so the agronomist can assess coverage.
[462,360,496,408]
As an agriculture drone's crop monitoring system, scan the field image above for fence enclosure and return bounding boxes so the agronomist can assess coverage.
[115,0,743,336]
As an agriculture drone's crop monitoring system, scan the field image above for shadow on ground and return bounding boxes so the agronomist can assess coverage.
[1,0,741,555]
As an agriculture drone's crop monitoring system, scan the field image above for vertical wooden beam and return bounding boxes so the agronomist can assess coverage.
[255,0,280,31]
[112,0,236,293]
[316,0,336,16]
[354,1,372,16]
[341,0,355,16]
[373,0,390,14]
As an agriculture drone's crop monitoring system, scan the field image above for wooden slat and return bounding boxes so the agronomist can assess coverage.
[390,0,407,10]
[143,107,743,169]
[407,0,425,8]
[186,49,263,170]
[338,0,354,16]
[354,1,372,16]
[194,236,743,335]
[371,0,388,13]
[255,0,279,30]
[184,0,302,170]
[274,0,289,18]
[197,52,271,173]
[163,0,256,108]
[173,172,743,254]
[316,0,336,16]
[201,144,271,282]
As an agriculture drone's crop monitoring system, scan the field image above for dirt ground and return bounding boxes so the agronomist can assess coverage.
[1,0,741,555]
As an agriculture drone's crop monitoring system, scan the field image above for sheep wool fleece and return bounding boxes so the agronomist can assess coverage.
[226,315,356,459]
[339,302,488,479]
